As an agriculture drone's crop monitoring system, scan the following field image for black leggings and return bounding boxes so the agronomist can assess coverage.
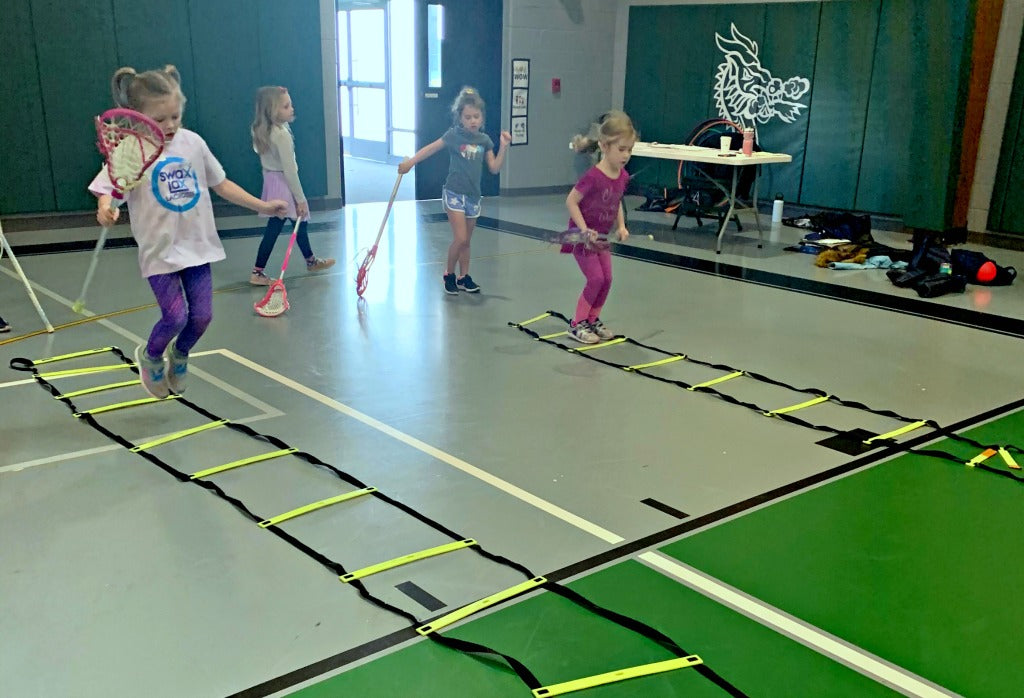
[254,217,313,269]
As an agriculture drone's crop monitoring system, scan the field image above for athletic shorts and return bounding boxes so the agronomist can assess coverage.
[442,188,481,218]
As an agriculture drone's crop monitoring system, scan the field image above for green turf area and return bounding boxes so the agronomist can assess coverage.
[661,413,1024,698]
[290,559,897,697]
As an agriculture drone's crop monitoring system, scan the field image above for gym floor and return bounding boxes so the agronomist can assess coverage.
[2,194,1023,697]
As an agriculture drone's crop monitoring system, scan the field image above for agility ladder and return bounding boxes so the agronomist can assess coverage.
[510,310,1024,485]
[9,347,747,698]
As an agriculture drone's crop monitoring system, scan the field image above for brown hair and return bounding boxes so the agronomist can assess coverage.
[111,64,185,112]
[571,110,637,154]
[451,86,485,125]
[251,86,290,154]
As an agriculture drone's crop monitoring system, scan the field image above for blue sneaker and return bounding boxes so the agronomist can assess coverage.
[457,274,481,293]
[443,273,459,295]
[165,344,189,394]
[135,344,169,399]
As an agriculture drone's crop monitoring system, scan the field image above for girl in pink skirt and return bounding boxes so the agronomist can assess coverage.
[249,86,334,285]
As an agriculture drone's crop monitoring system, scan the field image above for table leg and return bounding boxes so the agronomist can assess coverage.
[716,169,739,254]
[752,164,763,249]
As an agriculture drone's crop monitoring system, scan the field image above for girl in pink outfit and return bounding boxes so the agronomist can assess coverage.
[564,111,636,344]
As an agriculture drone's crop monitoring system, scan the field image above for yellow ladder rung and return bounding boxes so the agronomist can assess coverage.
[966,448,998,468]
[764,395,830,417]
[130,420,229,453]
[624,355,685,372]
[40,363,136,379]
[340,539,476,583]
[57,379,140,399]
[74,394,178,417]
[190,448,297,479]
[515,312,552,327]
[539,330,568,340]
[570,337,627,353]
[688,370,744,390]
[863,420,928,444]
[999,447,1021,470]
[417,576,546,636]
[32,347,115,365]
[532,655,704,697]
[258,487,377,528]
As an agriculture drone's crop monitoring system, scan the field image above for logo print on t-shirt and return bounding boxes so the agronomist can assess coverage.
[459,144,483,160]
[151,156,201,212]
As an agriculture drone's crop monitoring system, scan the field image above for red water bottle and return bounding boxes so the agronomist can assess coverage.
[742,128,754,156]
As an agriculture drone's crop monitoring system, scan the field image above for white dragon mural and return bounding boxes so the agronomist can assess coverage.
[714,23,810,130]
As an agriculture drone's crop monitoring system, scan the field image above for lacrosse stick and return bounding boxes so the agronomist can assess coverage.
[549,228,612,252]
[254,216,303,317]
[0,220,54,333]
[73,108,165,314]
[355,173,403,297]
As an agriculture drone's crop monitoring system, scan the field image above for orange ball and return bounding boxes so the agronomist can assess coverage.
[977,261,997,283]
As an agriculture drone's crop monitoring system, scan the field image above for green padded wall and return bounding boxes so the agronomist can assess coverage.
[32,0,119,212]
[0,0,55,213]
[989,20,1024,233]
[624,0,975,229]
[0,0,327,215]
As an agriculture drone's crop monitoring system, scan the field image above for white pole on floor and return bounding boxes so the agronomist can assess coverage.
[0,219,54,333]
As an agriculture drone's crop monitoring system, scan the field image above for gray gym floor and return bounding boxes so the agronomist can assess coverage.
[3,194,1024,697]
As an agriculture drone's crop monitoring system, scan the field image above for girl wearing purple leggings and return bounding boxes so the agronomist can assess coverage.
[563,111,636,344]
[91,65,286,399]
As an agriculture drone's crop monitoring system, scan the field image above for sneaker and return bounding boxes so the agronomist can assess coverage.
[456,274,481,293]
[134,344,170,399]
[0,315,9,333]
[306,256,336,272]
[165,344,188,395]
[567,320,599,344]
[442,272,459,295]
[250,270,272,286]
[589,318,614,340]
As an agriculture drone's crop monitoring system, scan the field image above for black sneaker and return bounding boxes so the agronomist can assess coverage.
[0,315,9,333]
[443,273,459,295]
[457,274,480,293]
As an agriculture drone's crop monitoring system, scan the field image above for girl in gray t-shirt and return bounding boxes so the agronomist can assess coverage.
[399,87,511,295]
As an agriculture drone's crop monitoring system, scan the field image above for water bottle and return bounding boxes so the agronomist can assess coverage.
[742,128,754,156]
[772,194,784,223]
[939,262,952,275]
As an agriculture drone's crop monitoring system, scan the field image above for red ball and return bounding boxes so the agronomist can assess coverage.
[977,261,997,283]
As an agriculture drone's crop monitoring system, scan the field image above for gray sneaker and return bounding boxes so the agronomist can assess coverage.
[135,344,170,399]
[567,321,599,344]
[589,318,614,340]
[165,344,188,394]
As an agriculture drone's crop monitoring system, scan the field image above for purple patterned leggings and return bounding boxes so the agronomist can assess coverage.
[145,264,213,359]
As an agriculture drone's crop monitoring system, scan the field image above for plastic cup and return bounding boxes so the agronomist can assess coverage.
[719,136,730,152]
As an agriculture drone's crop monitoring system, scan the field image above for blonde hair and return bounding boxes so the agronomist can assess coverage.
[451,86,485,126]
[571,111,637,154]
[251,86,290,155]
[111,65,185,113]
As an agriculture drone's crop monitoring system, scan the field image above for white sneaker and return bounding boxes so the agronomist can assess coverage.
[589,318,614,340]
[134,345,170,399]
[567,321,599,344]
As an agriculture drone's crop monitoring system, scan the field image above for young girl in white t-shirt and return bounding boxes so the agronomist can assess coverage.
[90,65,286,399]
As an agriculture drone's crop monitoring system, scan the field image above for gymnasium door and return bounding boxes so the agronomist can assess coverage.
[413,0,503,200]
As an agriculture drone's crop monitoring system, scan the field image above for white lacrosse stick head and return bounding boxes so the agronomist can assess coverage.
[96,108,165,196]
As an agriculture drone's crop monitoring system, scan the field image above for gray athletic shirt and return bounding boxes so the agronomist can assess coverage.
[442,127,494,200]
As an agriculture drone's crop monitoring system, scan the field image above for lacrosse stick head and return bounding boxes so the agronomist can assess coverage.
[95,108,165,196]
[254,280,289,317]
[355,245,378,297]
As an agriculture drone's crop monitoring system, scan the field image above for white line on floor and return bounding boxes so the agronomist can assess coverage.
[214,347,626,544]
[638,551,957,697]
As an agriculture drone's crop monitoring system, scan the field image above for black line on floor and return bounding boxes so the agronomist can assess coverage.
[395,581,446,612]
[640,498,689,519]
[229,393,1024,698]
[465,215,1024,340]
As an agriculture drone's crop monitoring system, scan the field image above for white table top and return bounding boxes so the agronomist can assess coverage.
[632,141,793,166]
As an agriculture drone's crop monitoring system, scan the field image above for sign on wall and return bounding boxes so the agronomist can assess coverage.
[510,58,529,145]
